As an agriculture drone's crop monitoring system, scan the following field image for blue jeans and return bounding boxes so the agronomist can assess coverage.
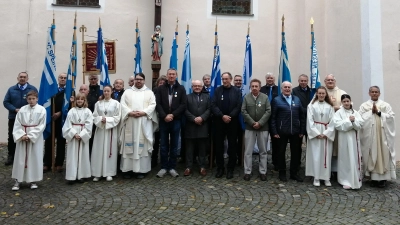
[159,119,181,170]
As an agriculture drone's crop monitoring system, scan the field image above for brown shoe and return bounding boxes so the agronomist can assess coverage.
[200,168,207,176]
[184,168,192,176]
[56,166,63,173]
[43,166,49,173]
[259,174,267,181]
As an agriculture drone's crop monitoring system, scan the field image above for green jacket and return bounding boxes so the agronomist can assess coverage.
[241,92,271,131]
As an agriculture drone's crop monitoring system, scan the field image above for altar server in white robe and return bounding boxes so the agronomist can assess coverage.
[359,86,396,188]
[333,94,363,189]
[120,73,158,177]
[11,91,46,191]
[306,86,335,187]
[63,93,93,183]
[91,85,121,181]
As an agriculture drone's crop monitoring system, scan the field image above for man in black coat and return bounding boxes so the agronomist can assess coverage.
[270,81,306,182]
[155,68,187,178]
[291,74,312,168]
[43,73,67,172]
[184,80,210,176]
[211,72,242,179]
[260,73,279,170]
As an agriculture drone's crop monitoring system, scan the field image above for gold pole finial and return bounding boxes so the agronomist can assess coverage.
[310,17,314,25]
[99,17,101,28]
[247,22,250,36]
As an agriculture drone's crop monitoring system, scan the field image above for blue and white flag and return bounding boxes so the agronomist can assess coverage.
[97,26,110,93]
[210,44,221,98]
[240,34,252,130]
[278,31,291,95]
[310,30,320,100]
[242,34,252,97]
[181,30,192,94]
[169,32,178,71]
[62,33,78,125]
[134,28,142,74]
[38,25,58,140]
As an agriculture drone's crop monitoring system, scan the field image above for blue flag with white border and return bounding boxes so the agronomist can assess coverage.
[240,34,252,130]
[169,32,178,71]
[210,44,221,98]
[62,32,77,125]
[38,25,58,140]
[134,28,142,74]
[181,30,192,94]
[310,30,320,100]
[97,27,110,93]
[278,31,291,94]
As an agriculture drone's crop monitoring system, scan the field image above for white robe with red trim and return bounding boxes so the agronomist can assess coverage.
[305,101,335,180]
[91,99,121,177]
[333,108,363,189]
[12,104,46,183]
[63,107,93,180]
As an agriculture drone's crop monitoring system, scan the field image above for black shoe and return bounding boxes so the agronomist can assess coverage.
[215,169,224,178]
[136,173,145,179]
[226,170,234,179]
[279,170,287,182]
[370,180,378,187]
[290,174,303,182]
[123,172,132,179]
[151,161,158,168]
[4,157,13,166]
[243,174,251,181]
[78,179,85,183]
[259,174,267,181]
[378,180,386,188]
[67,180,75,185]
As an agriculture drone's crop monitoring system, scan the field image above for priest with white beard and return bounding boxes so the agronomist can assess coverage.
[359,86,396,188]
[119,73,158,179]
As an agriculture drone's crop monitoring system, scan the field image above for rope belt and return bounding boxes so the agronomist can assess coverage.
[314,121,329,168]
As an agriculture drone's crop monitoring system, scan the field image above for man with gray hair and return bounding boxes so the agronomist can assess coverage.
[270,81,305,182]
[202,74,212,93]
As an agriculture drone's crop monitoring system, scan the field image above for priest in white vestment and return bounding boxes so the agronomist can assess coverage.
[119,73,158,176]
[91,86,121,181]
[359,86,396,188]
[306,87,335,187]
[324,74,347,173]
[12,91,46,190]
[332,94,363,189]
[63,94,93,183]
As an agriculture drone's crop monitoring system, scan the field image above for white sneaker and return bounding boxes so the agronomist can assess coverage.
[30,183,38,189]
[93,177,100,182]
[157,169,167,178]
[169,169,179,177]
[106,176,113,181]
[12,180,20,191]
[223,153,229,159]
[325,180,332,187]
[313,179,320,187]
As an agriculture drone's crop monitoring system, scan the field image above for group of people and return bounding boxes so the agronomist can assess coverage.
[3,70,395,191]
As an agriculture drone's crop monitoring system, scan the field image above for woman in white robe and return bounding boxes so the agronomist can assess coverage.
[12,91,46,190]
[63,93,93,183]
[91,85,121,181]
[305,86,335,187]
[332,94,363,189]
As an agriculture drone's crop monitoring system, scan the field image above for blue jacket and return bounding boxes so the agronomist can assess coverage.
[270,94,306,136]
[3,83,38,119]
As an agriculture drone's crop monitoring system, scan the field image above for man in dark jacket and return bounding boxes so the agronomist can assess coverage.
[202,74,212,93]
[3,72,38,166]
[260,73,279,169]
[291,74,311,168]
[43,73,67,172]
[270,81,305,182]
[112,79,125,102]
[211,72,242,179]
[184,80,210,176]
[155,68,187,178]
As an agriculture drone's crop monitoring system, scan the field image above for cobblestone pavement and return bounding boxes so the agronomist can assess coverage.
[0,145,399,224]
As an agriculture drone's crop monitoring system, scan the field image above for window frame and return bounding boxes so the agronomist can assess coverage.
[52,0,101,8]
[211,0,254,16]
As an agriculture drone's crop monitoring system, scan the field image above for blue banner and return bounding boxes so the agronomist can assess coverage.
[169,32,178,71]
[134,28,142,75]
[62,33,77,125]
[278,32,291,95]
[181,30,192,94]
[97,27,110,93]
[310,31,320,100]
[210,44,221,98]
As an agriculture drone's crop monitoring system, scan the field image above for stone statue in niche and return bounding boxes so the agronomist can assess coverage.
[151,25,163,61]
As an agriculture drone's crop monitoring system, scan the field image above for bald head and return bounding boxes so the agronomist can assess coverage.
[192,80,203,93]
[281,81,292,96]
[79,84,89,96]
[324,74,336,89]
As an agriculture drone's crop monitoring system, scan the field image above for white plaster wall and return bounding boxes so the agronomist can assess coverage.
[0,0,398,161]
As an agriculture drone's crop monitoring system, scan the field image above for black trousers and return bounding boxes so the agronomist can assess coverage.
[277,133,301,175]
[7,119,16,159]
[271,136,280,167]
[44,135,66,167]
[215,118,238,171]
[237,125,244,165]
[185,137,207,169]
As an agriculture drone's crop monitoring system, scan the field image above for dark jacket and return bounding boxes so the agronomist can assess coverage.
[211,85,242,118]
[202,86,211,94]
[156,81,187,120]
[185,92,210,139]
[88,84,100,112]
[270,94,306,136]
[112,89,125,102]
[260,85,279,101]
[292,85,311,115]
[3,83,38,119]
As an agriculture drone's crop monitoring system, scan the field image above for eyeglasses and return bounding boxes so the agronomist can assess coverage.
[192,85,202,88]
[59,77,67,79]
[89,78,98,80]
[135,79,144,81]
